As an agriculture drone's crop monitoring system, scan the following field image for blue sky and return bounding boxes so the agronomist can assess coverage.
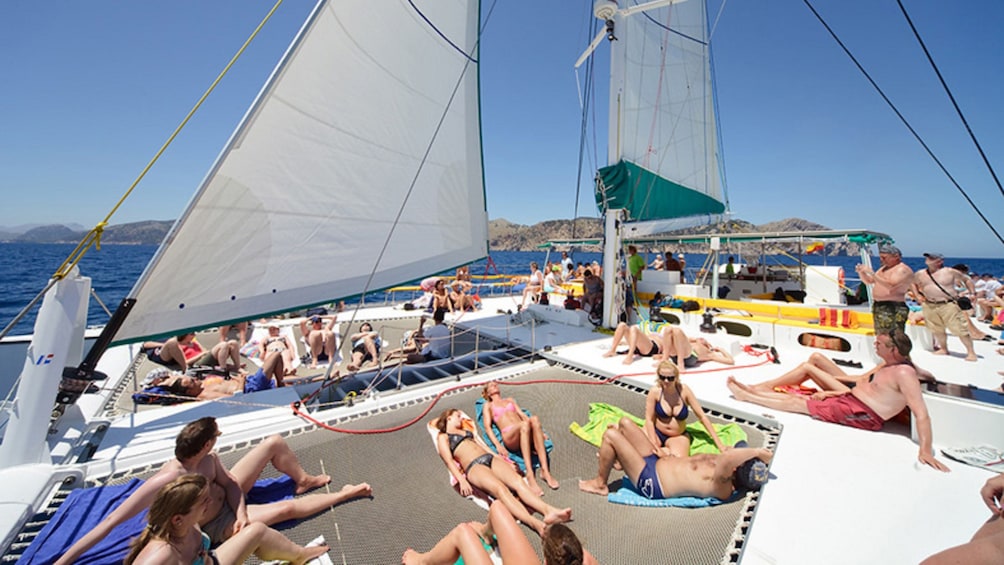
[1,1,1001,257]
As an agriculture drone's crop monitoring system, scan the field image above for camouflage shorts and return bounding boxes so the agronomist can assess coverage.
[872,301,909,334]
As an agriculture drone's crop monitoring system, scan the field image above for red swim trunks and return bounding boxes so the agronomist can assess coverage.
[805,393,885,431]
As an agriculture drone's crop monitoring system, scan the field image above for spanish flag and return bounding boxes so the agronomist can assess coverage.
[805,242,824,254]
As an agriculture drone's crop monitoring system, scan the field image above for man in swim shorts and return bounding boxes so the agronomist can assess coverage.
[57,417,371,565]
[578,417,772,500]
[726,330,949,472]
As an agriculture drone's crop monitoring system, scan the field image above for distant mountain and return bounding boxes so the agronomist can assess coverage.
[0,216,855,254]
[0,221,174,245]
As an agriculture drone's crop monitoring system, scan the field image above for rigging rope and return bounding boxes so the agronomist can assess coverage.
[802,0,1004,247]
[894,0,1004,204]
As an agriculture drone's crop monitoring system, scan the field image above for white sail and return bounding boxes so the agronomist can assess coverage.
[115,0,487,343]
[596,0,726,225]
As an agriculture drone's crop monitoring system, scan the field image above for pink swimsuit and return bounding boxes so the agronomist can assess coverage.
[492,401,519,434]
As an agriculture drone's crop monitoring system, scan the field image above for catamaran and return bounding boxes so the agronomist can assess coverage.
[1,1,1002,564]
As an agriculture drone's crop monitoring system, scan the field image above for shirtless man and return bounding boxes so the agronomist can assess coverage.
[56,417,371,565]
[160,350,288,399]
[855,245,914,333]
[656,326,735,374]
[579,417,772,500]
[726,330,950,471]
[922,472,1004,564]
[910,252,977,361]
[299,315,338,368]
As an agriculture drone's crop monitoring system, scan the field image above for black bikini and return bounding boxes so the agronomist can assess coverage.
[447,431,494,473]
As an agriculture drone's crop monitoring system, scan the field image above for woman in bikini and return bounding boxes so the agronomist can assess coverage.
[258,325,297,376]
[644,361,728,457]
[481,382,559,494]
[433,409,571,536]
[402,500,597,565]
[602,322,662,365]
[125,474,328,565]
[656,326,735,373]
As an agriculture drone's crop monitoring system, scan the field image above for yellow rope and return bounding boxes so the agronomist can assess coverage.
[52,0,286,279]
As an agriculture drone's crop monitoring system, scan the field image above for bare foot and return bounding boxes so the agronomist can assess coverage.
[726,376,756,402]
[543,506,572,526]
[965,354,978,362]
[602,350,616,358]
[296,473,331,495]
[340,482,373,499]
[542,473,560,490]
[292,543,329,565]
[932,350,948,356]
[402,548,424,564]
[578,478,608,496]
[310,361,319,369]
[622,354,635,365]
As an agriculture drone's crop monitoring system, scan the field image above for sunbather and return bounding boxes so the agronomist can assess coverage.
[299,315,338,368]
[57,416,371,565]
[152,350,287,401]
[655,326,734,373]
[432,278,454,315]
[347,322,382,371]
[451,280,476,311]
[124,474,328,565]
[402,500,598,565]
[602,322,661,365]
[578,417,771,500]
[481,382,558,494]
[432,408,571,536]
[726,329,949,471]
[520,262,544,308]
[645,361,727,457]
[259,324,297,376]
[922,472,1004,564]
[142,333,242,374]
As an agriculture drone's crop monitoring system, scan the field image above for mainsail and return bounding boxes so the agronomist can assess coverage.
[115,0,487,343]
[595,0,727,235]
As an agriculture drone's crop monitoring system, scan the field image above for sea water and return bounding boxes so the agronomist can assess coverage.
[1,242,1002,398]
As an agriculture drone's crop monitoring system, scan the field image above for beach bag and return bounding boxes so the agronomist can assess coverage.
[957,296,973,310]
[681,300,700,312]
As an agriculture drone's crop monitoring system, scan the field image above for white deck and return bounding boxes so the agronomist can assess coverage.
[4,295,1003,563]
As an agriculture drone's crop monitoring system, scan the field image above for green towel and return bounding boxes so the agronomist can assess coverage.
[570,402,747,454]
[569,402,644,447]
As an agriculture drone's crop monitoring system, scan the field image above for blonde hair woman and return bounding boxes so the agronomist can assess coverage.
[644,361,727,457]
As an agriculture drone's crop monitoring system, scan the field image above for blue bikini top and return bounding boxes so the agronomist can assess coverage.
[655,389,688,421]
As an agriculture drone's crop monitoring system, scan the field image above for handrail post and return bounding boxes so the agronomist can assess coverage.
[473,326,481,374]
[530,318,536,363]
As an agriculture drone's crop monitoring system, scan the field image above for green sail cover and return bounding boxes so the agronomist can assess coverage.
[596,159,726,222]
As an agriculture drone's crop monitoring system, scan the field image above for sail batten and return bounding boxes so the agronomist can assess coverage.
[116,0,486,343]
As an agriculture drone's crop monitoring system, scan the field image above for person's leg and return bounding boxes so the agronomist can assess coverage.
[229,434,332,494]
[727,376,812,414]
[579,421,648,497]
[214,522,327,565]
[665,327,692,373]
[246,483,372,525]
[213,522,329,565]
[603,323,630,357]
[488,500,542,565]
[159,340,188,369]
[623,327,654,365]
[962,335,978,362]
[516,419,543,496]
[402,521,494,565]
[307,331,323,367]
[322,330,337,362]
[465,464,546,535]
[484,459,571,536]
[362,336,379,367]
[527,415,558,490]
[748,354,850,392]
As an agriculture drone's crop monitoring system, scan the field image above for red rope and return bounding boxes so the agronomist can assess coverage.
[289,349,775,435]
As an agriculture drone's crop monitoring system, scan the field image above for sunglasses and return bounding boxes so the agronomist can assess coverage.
[657,374,676,382]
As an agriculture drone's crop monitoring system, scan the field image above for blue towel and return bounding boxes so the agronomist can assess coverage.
[474,397,553,474]
[607,477,741,508]
[20,475,296,565]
